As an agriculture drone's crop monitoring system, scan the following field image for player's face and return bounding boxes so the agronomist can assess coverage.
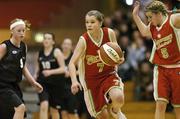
[146,11,160,26]
[61,39,72,52]
[43,34,54,48]
[85,15,101,33]
[11,24,26,40]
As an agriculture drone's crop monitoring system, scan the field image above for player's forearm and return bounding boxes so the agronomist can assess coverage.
[23,66,36,85]
[68,62,78,83]
[133,14,149,37]
[49,67,65,75]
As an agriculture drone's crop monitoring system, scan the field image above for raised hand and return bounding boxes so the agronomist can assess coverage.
[133,1,140,16]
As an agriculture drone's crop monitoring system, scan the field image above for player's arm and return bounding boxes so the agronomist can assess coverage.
[33,52,40,80]
[108,28,118,43]
[171,13,180,29]
[132,1,151,37]
[68,37,85,94]
[0,44,7,60]
[42,48,65,77]
[23,65,43,93]
[108,28,125,66]
[53,48,66,74]
[23,45,43,92]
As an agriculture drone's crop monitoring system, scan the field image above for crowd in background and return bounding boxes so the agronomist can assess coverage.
[24,1,180,118]
[26,8,154,119]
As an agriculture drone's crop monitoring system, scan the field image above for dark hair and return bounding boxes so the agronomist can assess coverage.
[44,32,55,42]
[146,1,168,15]
[86,10,104,23]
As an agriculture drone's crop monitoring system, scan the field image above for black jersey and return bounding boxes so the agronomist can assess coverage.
[0,40,26,84]
[64,52,73,85]
[65,52,73,67]
[38,48,63,85]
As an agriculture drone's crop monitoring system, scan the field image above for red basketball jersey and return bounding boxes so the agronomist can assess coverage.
[82,27,115,88]
[149,14,180,65]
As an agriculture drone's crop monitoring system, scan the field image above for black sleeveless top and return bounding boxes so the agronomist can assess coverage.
[64,52,73,87]
[37,47,64,85]
[0,40,26,84]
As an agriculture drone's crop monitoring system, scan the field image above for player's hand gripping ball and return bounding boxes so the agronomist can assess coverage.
[98,42,124,66]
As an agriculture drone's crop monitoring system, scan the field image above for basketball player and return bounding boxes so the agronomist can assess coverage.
[35,33,65,119]
[0,18,43,119]
[60,38,79,119]
[132,1,180,119]
[69,10,126,119]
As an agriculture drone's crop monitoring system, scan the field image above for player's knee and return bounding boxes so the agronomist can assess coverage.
[61,110,68,118]
[109,88,124,106]
[40,101,48,112]
[112,94,124,106]
[156,101,167,112]
[50,107,58,113]
[15,104,26,113]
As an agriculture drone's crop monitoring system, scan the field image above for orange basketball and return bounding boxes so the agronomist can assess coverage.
[98,42,123,66]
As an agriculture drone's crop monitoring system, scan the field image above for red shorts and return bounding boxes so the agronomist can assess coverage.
[83,73,123,117]
[153,66,180,107]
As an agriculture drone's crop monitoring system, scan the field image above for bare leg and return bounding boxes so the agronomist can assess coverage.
[61,110,69,119]
[108,88,126,119]
[96,108,109,119]
[155,101,167,119]
[50,107,60,119]
[13,104,25,119]
[40,101,49,119]
[68,113,80,119]
[174,107,180,119]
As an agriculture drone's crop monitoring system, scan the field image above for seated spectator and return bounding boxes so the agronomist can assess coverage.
[133,60,153,101]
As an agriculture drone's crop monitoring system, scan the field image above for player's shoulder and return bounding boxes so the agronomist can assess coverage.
[169,13,180,28]
[170,13,180,21]
[1,40,10,46]
[54,47,62,54]
[106,28,115,34]
[0,43,7,49]
[81,31,89,40]
[78,35,86,46]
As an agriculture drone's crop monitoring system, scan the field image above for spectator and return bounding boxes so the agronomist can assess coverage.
[133,60,153,101]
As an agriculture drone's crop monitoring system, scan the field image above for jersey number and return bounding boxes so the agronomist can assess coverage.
[20,58,24,68]
[160,48,169,59]
[42,61,51,69]
[97,63,104,72]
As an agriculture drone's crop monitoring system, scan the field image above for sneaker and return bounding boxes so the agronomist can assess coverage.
[119,112,127,119]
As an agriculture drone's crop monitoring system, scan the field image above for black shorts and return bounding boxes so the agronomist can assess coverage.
[38,82,63,109]
[59,89,79,114]
[0,87,24,119]
[76,90,89,115]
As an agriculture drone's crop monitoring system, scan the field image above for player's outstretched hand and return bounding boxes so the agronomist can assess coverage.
[71,81,82,95]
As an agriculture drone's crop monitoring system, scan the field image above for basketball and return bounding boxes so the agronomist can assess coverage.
[98,42,123,66]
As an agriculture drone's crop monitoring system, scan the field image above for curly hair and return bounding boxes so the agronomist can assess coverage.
[146,0,168,15]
